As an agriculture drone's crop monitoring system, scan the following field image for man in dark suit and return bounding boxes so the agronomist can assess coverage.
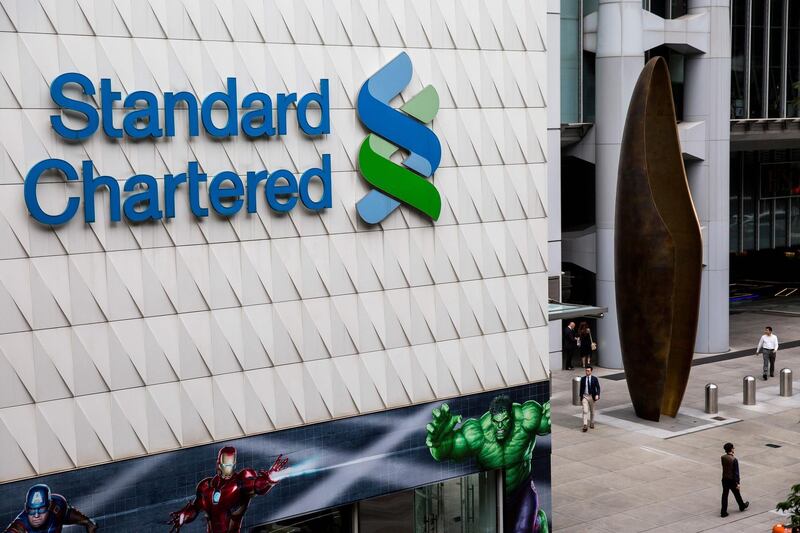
[562,321,578,370]
[720,442,749,517]
[579,366,600,432]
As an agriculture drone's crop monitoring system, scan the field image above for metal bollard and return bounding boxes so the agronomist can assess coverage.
[743,376,756,405]
[704,383,718,414]
[780,368,793,397]
[572,376,582,406]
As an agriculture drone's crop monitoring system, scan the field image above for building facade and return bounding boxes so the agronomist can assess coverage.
[729,0,800,266]
[0,1,551,531]
[553,0,800,369]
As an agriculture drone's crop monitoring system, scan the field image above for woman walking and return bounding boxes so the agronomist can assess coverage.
[578,322,595,368]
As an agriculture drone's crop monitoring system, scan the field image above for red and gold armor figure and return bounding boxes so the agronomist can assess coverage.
[168,446,288,533]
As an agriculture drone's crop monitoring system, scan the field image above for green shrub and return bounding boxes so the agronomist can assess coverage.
[777,483,800,528]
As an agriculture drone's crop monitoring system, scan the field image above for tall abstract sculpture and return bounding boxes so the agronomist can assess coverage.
[615,58,703,421]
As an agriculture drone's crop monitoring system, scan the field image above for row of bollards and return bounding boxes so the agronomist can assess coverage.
[704,368,793,414]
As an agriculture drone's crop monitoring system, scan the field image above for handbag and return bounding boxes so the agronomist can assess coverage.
[590,333,597,351]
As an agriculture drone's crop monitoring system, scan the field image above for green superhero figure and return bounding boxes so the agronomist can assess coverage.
[426,395,551,533]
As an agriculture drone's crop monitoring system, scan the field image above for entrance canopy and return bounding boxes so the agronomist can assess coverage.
[548,300,608,321]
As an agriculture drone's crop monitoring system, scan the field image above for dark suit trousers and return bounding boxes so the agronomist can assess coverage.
[721,479,745,513]
[562,349,575,370]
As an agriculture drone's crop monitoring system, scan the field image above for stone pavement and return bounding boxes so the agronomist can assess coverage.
[551,313,800,532]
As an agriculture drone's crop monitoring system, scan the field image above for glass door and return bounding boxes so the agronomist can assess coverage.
[413,472,497,533]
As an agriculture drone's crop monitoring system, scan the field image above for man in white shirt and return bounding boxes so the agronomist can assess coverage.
[756,326,779,380]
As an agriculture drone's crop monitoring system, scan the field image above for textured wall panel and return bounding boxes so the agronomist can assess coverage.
[0,0,547,482]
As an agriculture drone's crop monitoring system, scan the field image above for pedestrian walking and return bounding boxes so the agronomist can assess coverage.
[578,321,596,368]
[720,442,749,517]
[562,321,578,371]
[756,326,779,380]
[579,366,600,432]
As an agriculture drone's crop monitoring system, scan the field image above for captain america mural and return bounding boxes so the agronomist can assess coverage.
[3,484,97,533]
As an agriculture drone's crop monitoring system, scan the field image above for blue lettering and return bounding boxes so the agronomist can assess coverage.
[123,174,162,222]
[201,78,238,137]
[164,92,199,137]
[265,169,298,212]
[49,73,99,140]
[276,92,297,135]
[82,160,121,223]
[299,154,332,210]
[241,93,275,137]
[99,79,123,138]
[122,90,163,139]
[297,79,330,135]
[24,159,80,225]
[164,172,187,218]
[246,170,269,213]
[209,171,244,216]
[187,162,208,217]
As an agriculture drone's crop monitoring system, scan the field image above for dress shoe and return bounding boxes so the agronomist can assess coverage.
[763,375,768,380]
[589,423,595,429]
[720,512,729,518]
[740,501,749,512]
[582,425,587,432]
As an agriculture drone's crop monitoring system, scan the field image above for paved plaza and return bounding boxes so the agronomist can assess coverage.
[551,312,800,532]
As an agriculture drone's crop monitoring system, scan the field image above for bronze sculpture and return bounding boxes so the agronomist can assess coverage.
[615,57,703,421]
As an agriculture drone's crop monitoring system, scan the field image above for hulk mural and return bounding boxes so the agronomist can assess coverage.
[426,395,551,533]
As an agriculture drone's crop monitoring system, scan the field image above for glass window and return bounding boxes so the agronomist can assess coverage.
[583,52,596,123]
[361,491,414,533]
[788,1,800,117]
[767,0,785,117]
[775,198,788,247]
[731,0,748,118]
[741,153,757,251]
[560,0,581,124]
[731,162,741,253]
[760,162,792,198]
[671,0,688,18]
[749,0,766,117]
[413,472,497,533]
[645,46,685,120]
[758,199,773,249]
[253,506,353,532]
[649,0,668,18]
[791,198,800,247]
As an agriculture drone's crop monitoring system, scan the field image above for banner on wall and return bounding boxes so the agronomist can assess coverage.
[0,383,550,533]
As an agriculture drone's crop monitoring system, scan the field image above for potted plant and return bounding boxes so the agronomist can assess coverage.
[776,483,800,532]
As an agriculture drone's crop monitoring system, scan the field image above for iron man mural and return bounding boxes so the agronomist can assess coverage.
[168,447,288,533]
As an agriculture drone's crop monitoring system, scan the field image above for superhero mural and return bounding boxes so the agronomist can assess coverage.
[0,382,549,532]
[168,447,287,533]
[426,395,552,533]
[4,484,97,533]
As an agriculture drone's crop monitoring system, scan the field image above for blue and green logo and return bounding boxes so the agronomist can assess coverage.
[356,53,442,224]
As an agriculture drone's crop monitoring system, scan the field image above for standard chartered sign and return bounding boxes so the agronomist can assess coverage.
[25,73,332,225]
[24,54,442,226]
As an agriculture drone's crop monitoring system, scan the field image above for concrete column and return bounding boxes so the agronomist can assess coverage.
[594,0,644,368]
[547,0,563,370]
[684,0,731,354]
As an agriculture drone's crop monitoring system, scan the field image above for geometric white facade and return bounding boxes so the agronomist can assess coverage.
[0,0,549,482]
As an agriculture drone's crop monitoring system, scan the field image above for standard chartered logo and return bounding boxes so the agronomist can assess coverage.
[23,52,444,227]
[355,53,442,224]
